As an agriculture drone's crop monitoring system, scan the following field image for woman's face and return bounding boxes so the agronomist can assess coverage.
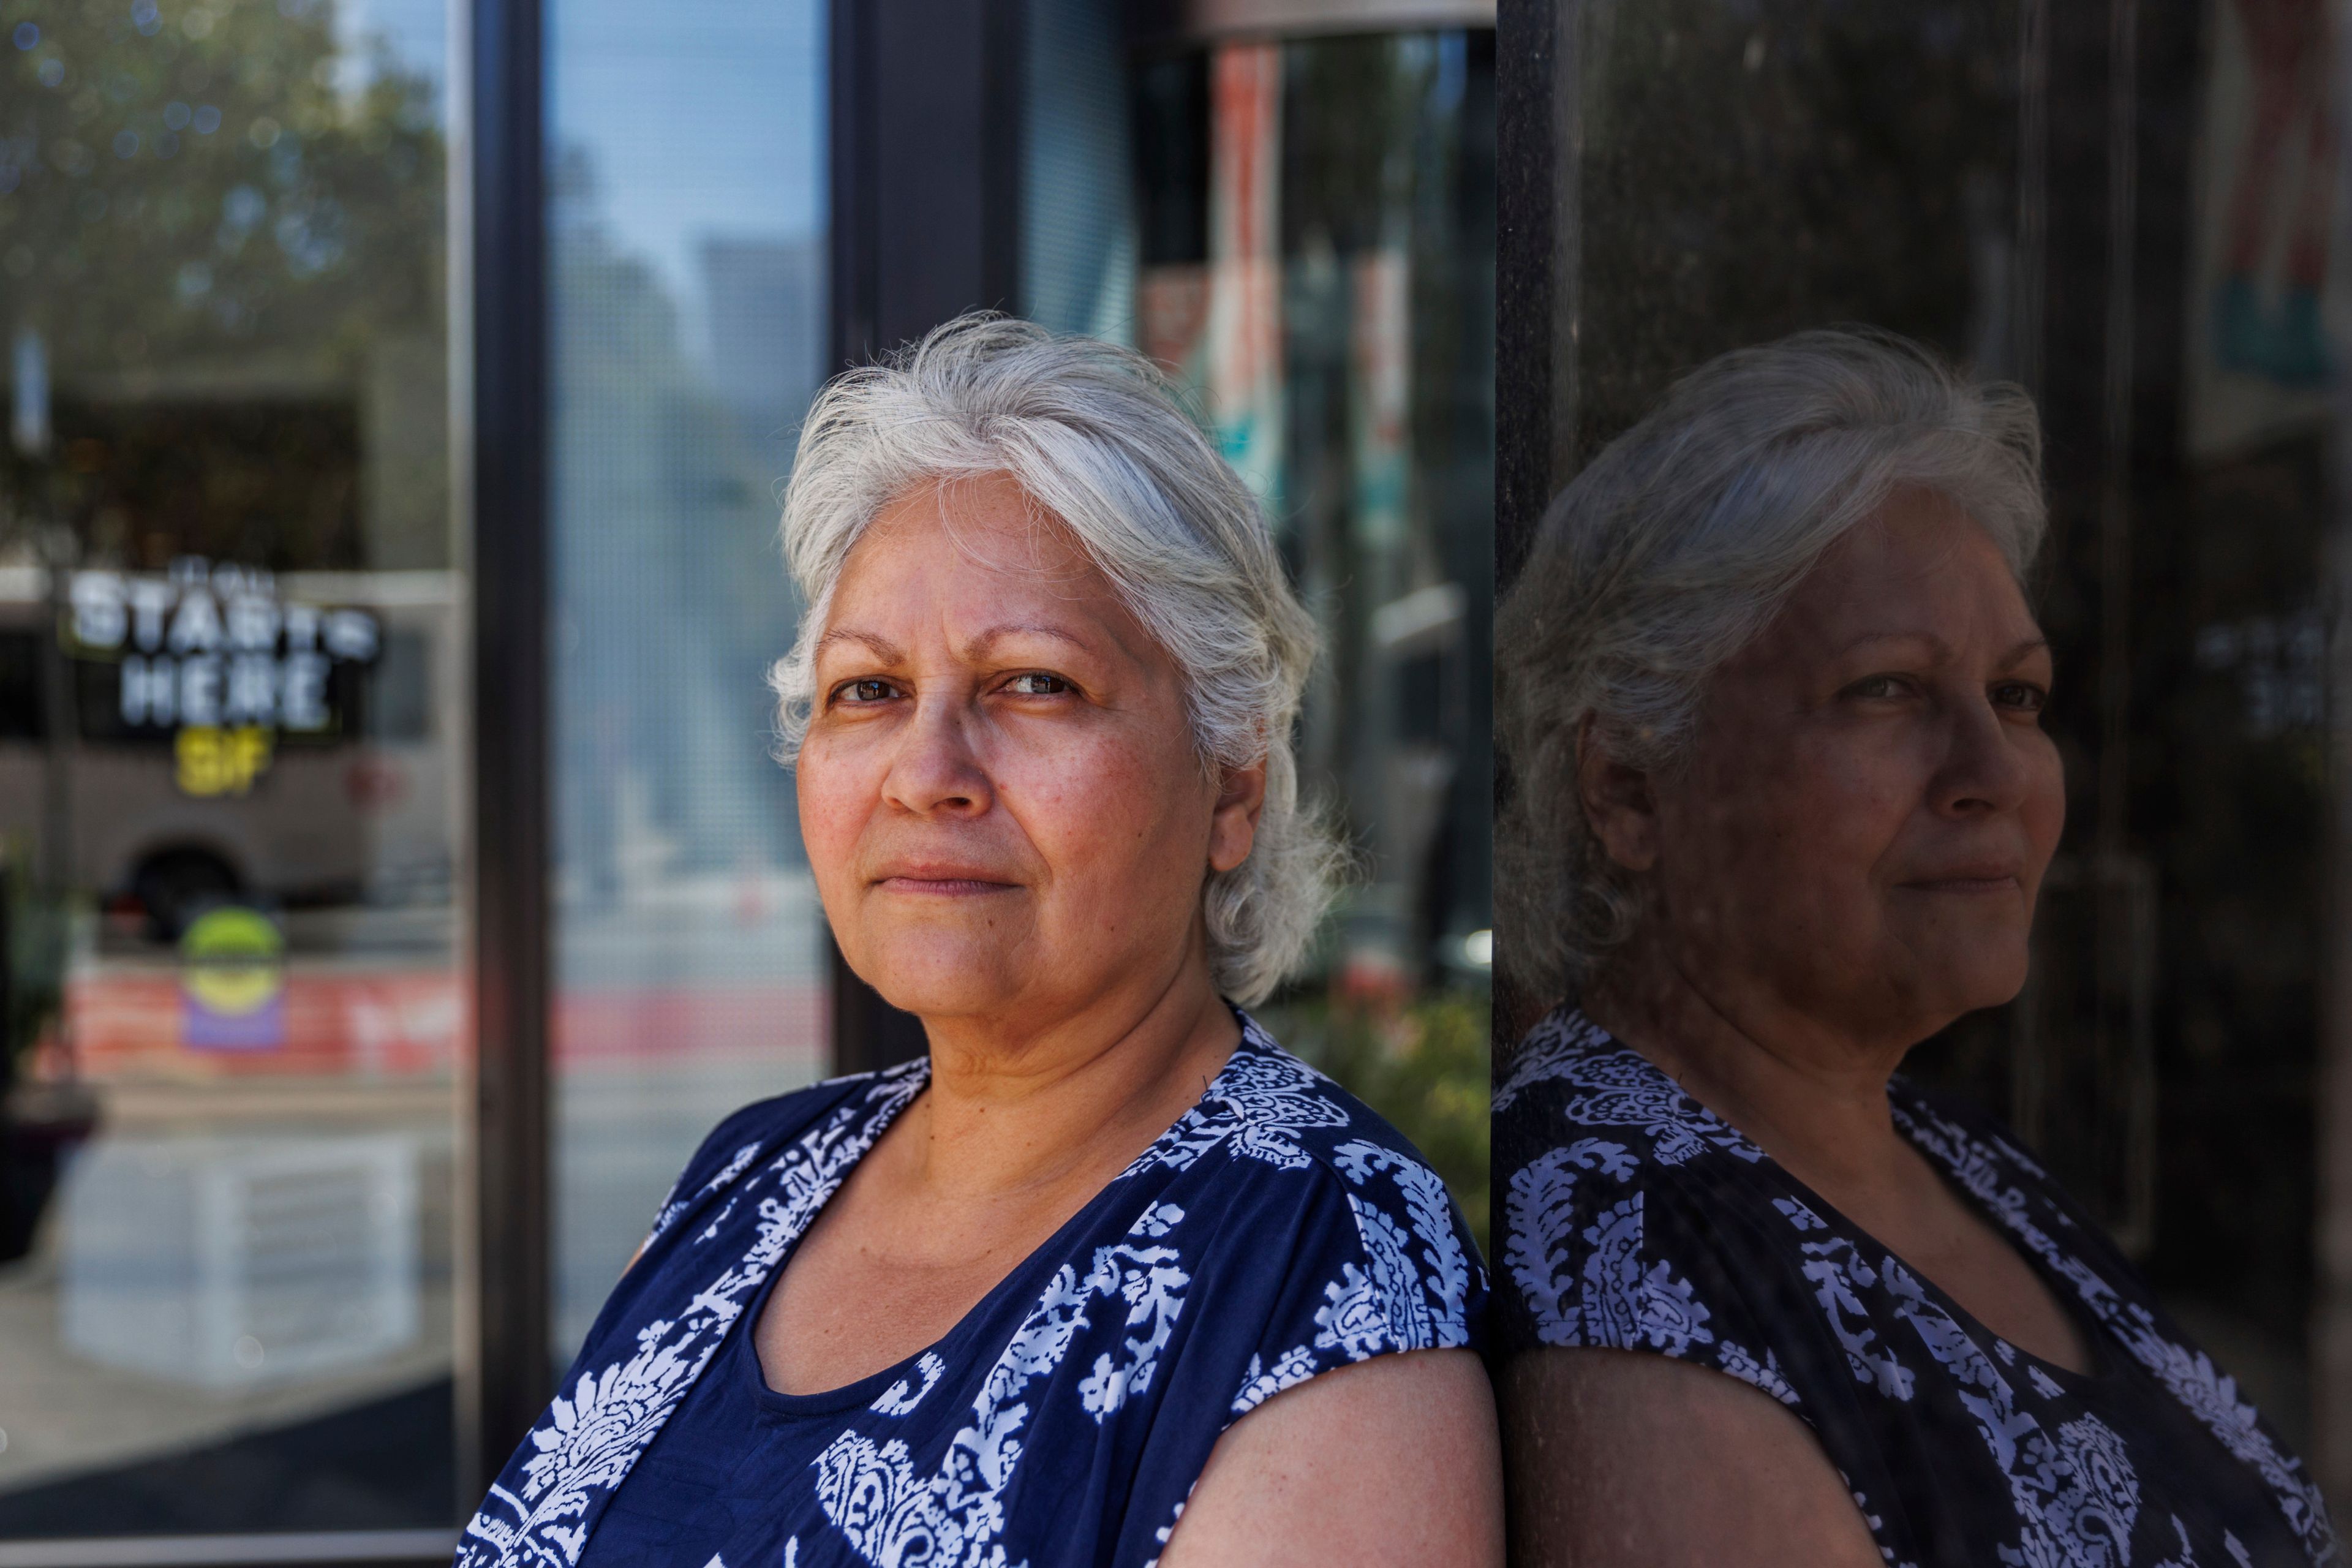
[1603,488,2065,1046]
[797,472,1259,1029]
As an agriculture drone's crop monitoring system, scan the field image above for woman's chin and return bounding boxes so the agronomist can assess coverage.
[1894,949,2032,1026]
[857,944,1033,1023]
[1881,907,2030,990]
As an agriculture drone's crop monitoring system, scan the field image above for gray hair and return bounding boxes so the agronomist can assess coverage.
[771,312,1339,1006]
[1496,327,2048,1005]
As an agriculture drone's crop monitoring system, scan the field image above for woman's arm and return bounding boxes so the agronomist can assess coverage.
[1158,1349,1502,1568]
[1502,1348,1883,1568]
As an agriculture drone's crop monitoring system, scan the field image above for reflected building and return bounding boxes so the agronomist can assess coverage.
[700,233,826,443]
[543,143,833,1358]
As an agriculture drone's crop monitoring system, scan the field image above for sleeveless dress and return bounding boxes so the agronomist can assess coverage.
[1491,1008,2337,1568]
[456,1012,1487,1568]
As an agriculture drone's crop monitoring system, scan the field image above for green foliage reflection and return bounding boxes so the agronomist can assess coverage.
[0,0,443,372]
[1264,988,1491,1255]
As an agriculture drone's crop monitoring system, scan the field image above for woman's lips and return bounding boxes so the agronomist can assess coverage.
[1899,873,2022,894]
[875,874,1017,896]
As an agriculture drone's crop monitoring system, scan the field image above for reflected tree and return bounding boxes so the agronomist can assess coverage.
[0,0,446,573]
[0,0,442,375]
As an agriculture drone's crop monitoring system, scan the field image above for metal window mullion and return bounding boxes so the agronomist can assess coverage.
[460,0,552,1505]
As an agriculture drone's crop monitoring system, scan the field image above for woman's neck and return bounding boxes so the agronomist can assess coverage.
[894,957,1241,1207]
[1580,940,1926,1194]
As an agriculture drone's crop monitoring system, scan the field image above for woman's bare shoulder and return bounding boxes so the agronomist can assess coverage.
[1162,1349,1502,1568]
[1500,1348,1882,1568]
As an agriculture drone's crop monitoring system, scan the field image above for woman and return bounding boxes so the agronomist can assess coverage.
[458,315,1500,1568]
[1492,330,2336,1566]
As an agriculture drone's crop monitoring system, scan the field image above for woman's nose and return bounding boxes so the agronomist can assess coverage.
[880,695,994,816]
[1932,694,2033,816]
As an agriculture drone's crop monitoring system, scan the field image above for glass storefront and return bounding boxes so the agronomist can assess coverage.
[0,1,1498,1553]
[1020,12,1496,1240]
[0,0,459,1533]
[543,0,831,1363]
[1121,26,1498,1241]
[1506,0,2348,1508]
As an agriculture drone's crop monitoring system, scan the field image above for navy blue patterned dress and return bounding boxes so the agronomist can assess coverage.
[458,1013,1485,1568]
[1493,1008,2336,1568]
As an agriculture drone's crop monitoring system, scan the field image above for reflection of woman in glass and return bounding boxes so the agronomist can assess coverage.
[459,315,1500,1568]
[1492,332,2335,1566]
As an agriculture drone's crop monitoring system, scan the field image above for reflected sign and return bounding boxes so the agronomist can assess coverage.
[62,555,380,796]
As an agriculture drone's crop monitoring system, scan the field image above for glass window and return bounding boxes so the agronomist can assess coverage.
[1506,0,2345,1513]
[1026,20,1496,1246]
[0,0,459,1536]
[545,0,831,1362]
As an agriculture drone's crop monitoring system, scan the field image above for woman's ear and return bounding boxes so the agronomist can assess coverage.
[1208,758,1268,875]
[1577,714,1660,873]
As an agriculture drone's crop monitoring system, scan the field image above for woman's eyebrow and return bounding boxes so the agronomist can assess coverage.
[1825,631,2051,670]
[961,622,1096,659]
[1828,629,1950,660]
[1995,635,2052,670]
[814,627,905,662]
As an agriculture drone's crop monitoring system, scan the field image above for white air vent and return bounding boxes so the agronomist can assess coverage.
[59,1134,419,1389]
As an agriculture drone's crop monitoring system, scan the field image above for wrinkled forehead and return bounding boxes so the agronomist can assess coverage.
[822,473,1166,667]
[1760,489,2041,658]
[851,473,1099,584]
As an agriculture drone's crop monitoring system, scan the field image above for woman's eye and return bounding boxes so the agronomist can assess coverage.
[1993,680,2049,714]
[1844,674,1908,700]
[1003,673,1070,697]
[837,678,899,704]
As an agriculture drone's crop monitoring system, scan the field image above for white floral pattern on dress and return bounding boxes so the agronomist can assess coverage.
[1493,1009,1617,1112]
[459,1064,929,1568]
[1078,1206,1191,1419]
[1496,1009,2339,1568]
[872,1354,947,1417]
[1802,1237,1918,1401]
[460,1014,1482,1568]
[1220,1118,1482,1412]
[1894,1098,2338,1566]
[1870,1253,2139,1567]
[1231,1345,1321,1415]
[1127,1047,1354,1177]
[1330,1139,1477,1351]
[1496,1011,1762,1166]
[647,1139,762,1246]
[813,1234,1189,1567]
[1716,1338,1801,1407]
